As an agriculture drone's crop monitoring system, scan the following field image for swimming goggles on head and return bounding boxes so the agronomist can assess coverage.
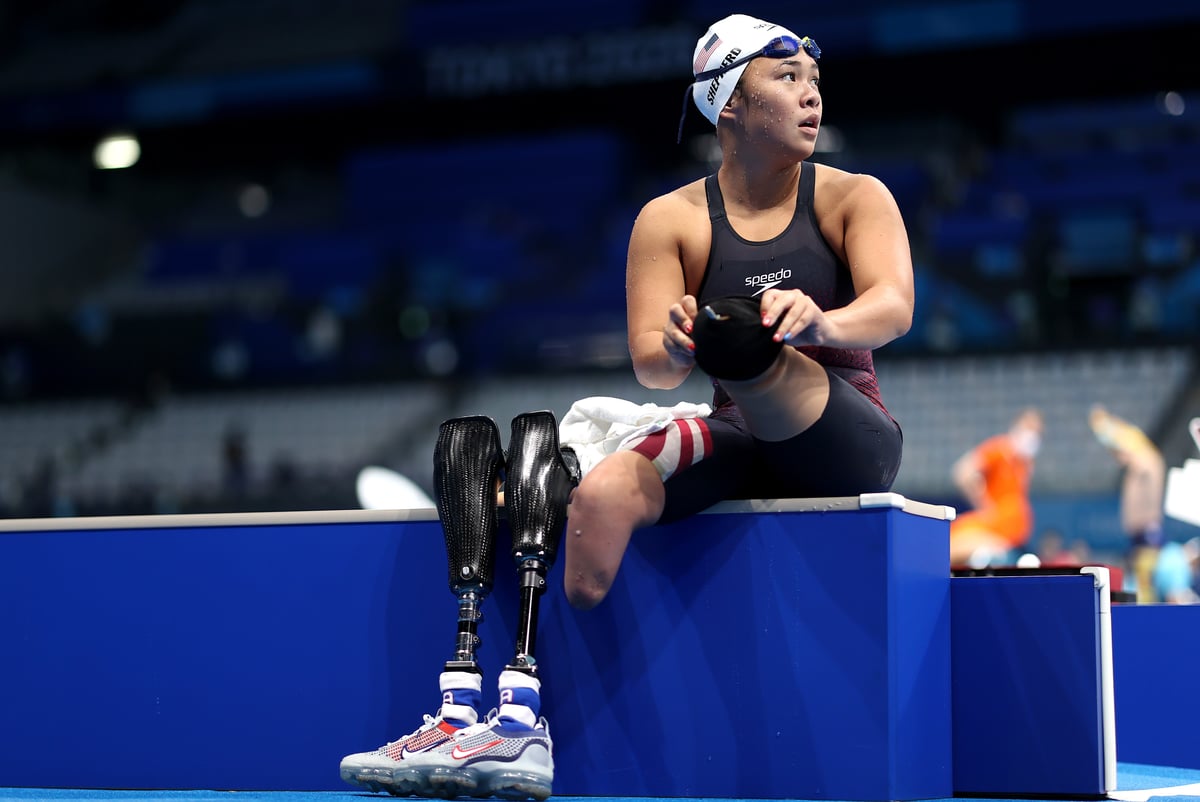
[693,35,821,83]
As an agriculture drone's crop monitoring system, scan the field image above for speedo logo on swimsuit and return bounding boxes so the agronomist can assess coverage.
[705,47,742,104]
[746,268,792,295]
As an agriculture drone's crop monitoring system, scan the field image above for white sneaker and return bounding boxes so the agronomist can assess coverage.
[423,710,554,800]
[339,710,464,795]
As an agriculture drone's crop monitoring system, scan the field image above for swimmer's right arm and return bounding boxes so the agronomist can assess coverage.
[626,196,695,390]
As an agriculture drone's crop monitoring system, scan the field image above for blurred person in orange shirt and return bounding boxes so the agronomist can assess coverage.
[950,408,1044,566]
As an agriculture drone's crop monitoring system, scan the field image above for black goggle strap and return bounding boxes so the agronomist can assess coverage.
[676,84,694,144]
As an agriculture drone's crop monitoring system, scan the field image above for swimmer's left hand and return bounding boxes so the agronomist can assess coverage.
[759,288,832,346]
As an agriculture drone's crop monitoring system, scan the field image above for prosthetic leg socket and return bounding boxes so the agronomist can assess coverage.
[503,410,580,676]
[434,415,505,671]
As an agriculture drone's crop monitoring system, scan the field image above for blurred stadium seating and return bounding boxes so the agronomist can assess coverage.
[0,0,1197,563]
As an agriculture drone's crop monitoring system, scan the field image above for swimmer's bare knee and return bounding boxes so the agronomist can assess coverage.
[564,574,610,610]
[573,454,645,508]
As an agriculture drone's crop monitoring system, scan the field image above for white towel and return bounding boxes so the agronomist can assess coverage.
[559,396,712,477]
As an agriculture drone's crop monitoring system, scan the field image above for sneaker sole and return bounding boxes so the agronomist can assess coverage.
[340,764,394,794]
[483,770,553,801]
[422,767,551,801]
[341,764,436,797]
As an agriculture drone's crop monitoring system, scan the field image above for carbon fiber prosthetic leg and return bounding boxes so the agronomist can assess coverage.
[504,410,580,677]
[433,415,505,673]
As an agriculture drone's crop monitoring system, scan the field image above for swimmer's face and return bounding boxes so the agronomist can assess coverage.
[728,48,822,155]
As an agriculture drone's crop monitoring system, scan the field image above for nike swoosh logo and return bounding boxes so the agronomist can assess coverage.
[397,726,454,760]
[752,280,782,296]
[451,738,503,760]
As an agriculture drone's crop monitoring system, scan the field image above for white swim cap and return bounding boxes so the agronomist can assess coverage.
[690,14,801,125]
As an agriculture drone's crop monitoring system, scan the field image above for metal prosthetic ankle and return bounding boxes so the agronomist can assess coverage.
[503,410,580,677]
[433,415,505,674]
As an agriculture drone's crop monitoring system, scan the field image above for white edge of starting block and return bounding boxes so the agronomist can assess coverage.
[1081,565,1117,794]
[0,494,958,534]
[0,507,441,533]
[704,492,957,521]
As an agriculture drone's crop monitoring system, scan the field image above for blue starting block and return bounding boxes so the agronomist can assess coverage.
[0,494,954,798]
[950,568,1117,798]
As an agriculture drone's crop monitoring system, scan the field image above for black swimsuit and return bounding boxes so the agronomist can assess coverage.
[655,163,904,524]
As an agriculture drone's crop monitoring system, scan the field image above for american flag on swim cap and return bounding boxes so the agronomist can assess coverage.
[694,32,722,75]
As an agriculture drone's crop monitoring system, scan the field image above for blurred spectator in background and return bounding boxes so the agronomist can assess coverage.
[21,455,61,518]
[1068,536,1094,566]
[222,422,250,498]
[949,407,1043,567]
[1034,527,1080,567]
[1152,537,1199,604]
[1089,404,1166,602]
